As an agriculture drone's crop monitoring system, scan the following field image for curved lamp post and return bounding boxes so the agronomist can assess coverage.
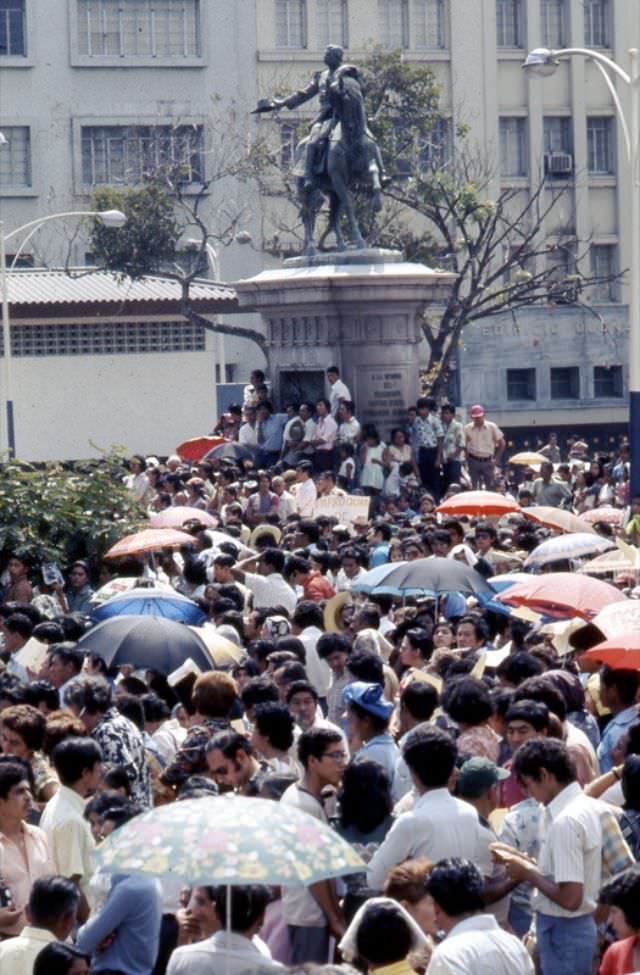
[0,209,126,457]
[523,46,640,492]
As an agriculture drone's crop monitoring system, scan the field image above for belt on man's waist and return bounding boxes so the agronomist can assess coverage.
[467,452,493,461]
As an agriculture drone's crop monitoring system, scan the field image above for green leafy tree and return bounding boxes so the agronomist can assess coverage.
[0,450,145,568]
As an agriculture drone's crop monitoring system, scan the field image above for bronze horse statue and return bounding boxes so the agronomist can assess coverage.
[292,69,385,256]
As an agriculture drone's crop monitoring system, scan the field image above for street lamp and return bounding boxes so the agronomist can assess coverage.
[523,46,640,492]
[0,208,127,457]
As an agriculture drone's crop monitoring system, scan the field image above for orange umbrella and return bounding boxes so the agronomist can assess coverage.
[105,528,195,559]
[176,436,226,463]
[582,632,640,670]
[436,491,520,517]
[496,572,627,620]
[522,506,596,535]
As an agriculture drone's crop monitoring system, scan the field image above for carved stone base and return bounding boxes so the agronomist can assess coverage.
[233,261,455,435]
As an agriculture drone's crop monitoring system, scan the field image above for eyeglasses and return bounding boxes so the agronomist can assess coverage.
[322,750,348,761]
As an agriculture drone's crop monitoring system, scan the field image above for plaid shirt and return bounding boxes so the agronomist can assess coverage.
[600,805,635,878]
[160,717,231,790]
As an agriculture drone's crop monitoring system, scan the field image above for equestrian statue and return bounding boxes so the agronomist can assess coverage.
[253,45,389,256]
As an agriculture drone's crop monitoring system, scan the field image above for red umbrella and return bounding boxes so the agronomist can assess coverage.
[581,507,625,527]
[176,436,226,463]
[436,491,520,517]
[150,506,218,530]
[582,632,640,670]
[105,528,195,559]
[496,572,627,620]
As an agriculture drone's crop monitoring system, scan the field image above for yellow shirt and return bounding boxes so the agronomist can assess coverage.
[372,960,418,975]
[464,420,503,458]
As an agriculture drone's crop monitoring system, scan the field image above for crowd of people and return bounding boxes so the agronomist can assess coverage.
[0,370,638,975]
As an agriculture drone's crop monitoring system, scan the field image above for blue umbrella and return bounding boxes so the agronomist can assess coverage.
[92,588,207,626]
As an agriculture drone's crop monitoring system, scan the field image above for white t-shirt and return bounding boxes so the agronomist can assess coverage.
[280,784,328,927]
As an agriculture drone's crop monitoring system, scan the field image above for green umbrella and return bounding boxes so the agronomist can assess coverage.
[95,795,364,886]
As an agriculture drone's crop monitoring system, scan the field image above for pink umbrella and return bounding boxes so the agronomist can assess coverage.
[581,507,625,526]
[150,506,218,529]
[496,572,627,620]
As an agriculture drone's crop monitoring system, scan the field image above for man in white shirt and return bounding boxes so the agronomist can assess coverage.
[425,859,534,975]
[167,884,281,975]
[0,876,81,975]
[238,406,259,448]
[293,460,318,517]
[39,737,102,920]
[327,366,351,416]
[231,548,297,615]
[272,475,298,521]
[367,726,491,891]
[336,400,361,444]
[290,602,331,700]
[505,738,624,975]
[280,727,348,964]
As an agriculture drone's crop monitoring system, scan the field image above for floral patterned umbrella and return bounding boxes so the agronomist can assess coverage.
[95,795,364,886]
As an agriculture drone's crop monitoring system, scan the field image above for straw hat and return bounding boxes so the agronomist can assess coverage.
[249,524,282,548]
[323,591,352,633]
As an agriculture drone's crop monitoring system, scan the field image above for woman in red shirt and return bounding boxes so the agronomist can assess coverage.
[599,868,640,974]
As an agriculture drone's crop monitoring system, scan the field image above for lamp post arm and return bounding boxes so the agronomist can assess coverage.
[589,59,632,163]
[2,210,105,245]
[552,47,632,85]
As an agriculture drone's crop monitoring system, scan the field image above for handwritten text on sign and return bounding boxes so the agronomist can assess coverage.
[313,495,371,523]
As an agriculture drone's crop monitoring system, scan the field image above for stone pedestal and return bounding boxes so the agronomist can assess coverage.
[233,258,454,435]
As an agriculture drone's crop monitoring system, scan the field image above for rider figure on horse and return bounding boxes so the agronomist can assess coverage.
[256,44,388,192]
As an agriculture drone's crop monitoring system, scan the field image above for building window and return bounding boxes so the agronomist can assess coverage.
[0,125,31,189]
[594,365,623,398]
[499,118,528,177]
[584,0,609,47]
[0,0,24,55]
[413,0,445,49]
[550,366,580,399]
[280,121,300,169]
[541,0,565,47]
[77,0,201,58]
[507,368,536,401]
[12,320,205,357]
[316,0,347,47]
[419,118,452,171]
[496,0,522,48]
[81,124,205,186]
[378,0,409,49]
[591,244,617,301]
[543,116,572,176]
[587,117,614,174]
[276,0,306,47]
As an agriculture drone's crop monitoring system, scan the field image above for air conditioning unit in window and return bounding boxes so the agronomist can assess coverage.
[545,152,573,176]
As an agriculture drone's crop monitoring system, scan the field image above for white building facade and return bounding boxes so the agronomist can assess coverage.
[2,0,639,454]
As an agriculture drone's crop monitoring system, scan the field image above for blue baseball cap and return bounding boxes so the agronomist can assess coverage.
[342,681,394,720]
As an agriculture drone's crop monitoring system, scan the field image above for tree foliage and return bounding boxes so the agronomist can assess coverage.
[0,451,145,568]
[91,185,180,280]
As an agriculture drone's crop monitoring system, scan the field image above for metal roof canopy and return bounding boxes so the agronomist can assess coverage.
[5,268,239,319]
